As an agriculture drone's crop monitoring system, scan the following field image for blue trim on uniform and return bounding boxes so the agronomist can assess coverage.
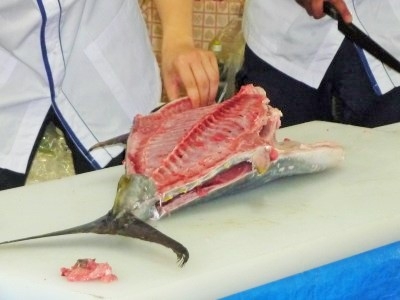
[36,0,55,101]
[354,44,382,96]
[36,0,101,169]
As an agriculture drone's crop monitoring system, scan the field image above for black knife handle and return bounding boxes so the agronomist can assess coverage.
[323,1,400,73]
[323,2,340,21]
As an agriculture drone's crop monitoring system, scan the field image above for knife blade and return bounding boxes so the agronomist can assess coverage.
[323,1,400,73]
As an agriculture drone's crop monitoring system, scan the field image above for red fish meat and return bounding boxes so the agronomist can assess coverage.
[61,258,117,282]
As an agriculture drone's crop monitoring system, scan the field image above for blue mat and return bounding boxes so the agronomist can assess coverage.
[222,242,400,299]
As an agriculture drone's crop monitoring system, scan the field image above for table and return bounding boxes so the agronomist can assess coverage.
[0,121,399,299]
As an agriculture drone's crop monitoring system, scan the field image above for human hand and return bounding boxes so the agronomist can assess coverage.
[295,0,352,23]
[161,41,219,107]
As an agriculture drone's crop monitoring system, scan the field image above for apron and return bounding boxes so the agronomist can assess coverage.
[0,0,161,173]
[243,0,400,94]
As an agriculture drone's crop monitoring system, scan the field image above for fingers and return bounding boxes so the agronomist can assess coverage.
[311,0,324,19]
[163,48,219,107]
[329,0,352,23]
[184,50,219,107]
[296,0,352,23]
[296,0,325,19]
[197,50,219,105]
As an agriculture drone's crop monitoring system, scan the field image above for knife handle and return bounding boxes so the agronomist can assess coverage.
[323,2,340,21]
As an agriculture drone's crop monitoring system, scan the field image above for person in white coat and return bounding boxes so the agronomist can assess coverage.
[0,0,219,190]
[236,0,400,127]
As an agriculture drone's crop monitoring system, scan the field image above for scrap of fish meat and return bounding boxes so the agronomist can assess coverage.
[61,258,117,282]
[123,84,344,220]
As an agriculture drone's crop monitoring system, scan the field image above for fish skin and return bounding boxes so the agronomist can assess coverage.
[130,139,344,220]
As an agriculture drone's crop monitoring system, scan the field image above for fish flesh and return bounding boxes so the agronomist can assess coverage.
[61,258,117,282]
[0,85,344,266]
[124,85,343,220]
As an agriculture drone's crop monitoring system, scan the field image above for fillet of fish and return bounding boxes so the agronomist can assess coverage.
[124,85,344,220]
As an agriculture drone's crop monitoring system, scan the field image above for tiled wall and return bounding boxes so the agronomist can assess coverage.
[140,0,244,63]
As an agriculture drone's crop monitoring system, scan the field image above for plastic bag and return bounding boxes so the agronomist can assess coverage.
[209,13,245,102]
[26,122,75,185]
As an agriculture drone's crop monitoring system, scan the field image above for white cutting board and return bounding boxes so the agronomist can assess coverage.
[377,122,400,133]
[0,121,399,300]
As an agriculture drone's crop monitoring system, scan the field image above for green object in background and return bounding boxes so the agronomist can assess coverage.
[26,122,75,185]
[209,38,227,81]
[208,16,245,102]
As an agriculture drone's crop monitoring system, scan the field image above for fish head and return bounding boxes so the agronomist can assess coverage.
[112,174,159,220]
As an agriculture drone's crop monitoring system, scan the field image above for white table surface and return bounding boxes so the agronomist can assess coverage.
[0,121,399,299]
[376,122,400,133]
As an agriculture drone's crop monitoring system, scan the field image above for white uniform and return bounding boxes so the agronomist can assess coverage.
[0,0,161,173]
[243,0,400,94]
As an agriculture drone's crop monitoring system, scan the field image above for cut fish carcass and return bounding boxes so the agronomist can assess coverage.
[124,85,343,219]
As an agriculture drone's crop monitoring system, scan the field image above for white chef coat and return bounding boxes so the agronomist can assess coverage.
[0,0,161,173]
[243,0,400,94]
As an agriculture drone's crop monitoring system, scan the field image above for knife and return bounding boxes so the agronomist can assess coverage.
[323,1,400,73]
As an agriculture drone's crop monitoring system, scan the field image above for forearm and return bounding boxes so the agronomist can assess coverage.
[153,0,194,48]
[153,0,219,106]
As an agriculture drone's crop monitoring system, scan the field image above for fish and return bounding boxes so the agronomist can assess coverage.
[0,174,189,266]
[88,133,129,151]
[0,85,344,266]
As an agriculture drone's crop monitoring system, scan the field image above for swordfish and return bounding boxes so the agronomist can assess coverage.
[0,85,344,266]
